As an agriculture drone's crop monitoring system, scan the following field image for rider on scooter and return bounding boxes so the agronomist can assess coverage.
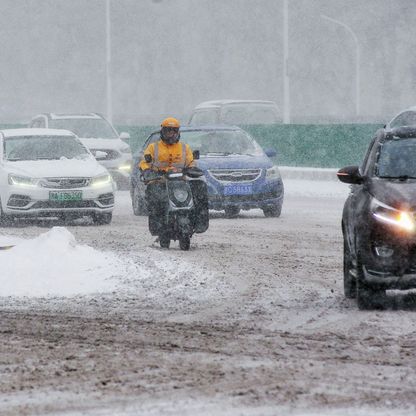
[139,117,209,236]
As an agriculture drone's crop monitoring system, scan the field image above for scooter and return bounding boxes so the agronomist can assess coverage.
[142,154,206,250]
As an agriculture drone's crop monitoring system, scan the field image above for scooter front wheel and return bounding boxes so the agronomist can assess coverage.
[179,234,190,251]
[159,235,170,249]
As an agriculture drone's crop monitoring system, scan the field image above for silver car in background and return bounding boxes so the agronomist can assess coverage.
[188,100,281,126]
[29,113,132,189]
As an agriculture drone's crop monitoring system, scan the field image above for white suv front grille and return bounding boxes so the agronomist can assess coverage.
[40,177,91,188]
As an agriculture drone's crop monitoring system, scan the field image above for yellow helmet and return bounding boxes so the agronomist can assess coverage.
[161,117,180,128]
[160,117,180,144]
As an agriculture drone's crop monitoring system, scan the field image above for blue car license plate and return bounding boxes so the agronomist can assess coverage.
[224,184,253,196]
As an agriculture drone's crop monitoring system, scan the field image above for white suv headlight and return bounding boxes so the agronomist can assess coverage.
[118,162,132,172]
[371,197,415,232]
[90,174,112,188]
[8,174,39,187]
[265,166,281,180]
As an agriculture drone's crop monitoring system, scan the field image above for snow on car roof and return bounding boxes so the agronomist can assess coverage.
[0,128,75,138]
[49,113,101,120]
[181,124,242,131]
[149,125,242,135]
[194,100,278,109]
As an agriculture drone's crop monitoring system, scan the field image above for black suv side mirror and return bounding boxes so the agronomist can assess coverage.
[144,154,152,163]
[193,150,200,160]
[337,166,364,185]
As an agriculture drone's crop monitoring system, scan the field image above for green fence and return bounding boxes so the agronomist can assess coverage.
[2,123,383,169]
[119,123,383,169]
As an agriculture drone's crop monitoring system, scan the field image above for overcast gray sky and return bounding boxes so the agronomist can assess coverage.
[1,0,415,124]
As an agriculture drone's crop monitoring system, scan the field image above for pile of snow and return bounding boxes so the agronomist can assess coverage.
[0,234,23,247]
[0,227,123,297]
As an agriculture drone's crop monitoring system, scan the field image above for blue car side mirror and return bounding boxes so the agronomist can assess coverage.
[264,148,277,158]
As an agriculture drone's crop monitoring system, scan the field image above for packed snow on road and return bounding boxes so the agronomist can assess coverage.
[1,175,416,416]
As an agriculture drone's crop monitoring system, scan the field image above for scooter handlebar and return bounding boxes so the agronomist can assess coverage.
[141,166,204,183]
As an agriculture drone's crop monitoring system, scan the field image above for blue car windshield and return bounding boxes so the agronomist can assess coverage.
[376,138,416,178]
[146,130,264,157]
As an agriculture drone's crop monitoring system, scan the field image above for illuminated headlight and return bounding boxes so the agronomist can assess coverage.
[173,188,189,203]
[266,166,281,180]
[90,174,112,188]
[8,174,39,187]
[371,197,415,232]
[118,163,132,172]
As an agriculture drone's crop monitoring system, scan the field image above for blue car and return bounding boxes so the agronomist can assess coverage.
[130,125,284,217]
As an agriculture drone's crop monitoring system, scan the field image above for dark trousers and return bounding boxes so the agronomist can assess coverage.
[189,180,209,233]
[145,180,209,235]
[145,182,168,235]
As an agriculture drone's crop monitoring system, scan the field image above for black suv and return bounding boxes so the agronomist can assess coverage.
[337,127,416,309]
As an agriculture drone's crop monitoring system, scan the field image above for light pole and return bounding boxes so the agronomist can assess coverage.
[283,0,290,124]
[321,14,360,118]
[106,0,113,123]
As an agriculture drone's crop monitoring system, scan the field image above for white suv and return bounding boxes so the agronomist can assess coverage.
[29,113,132,188]
[188,100,281,126]
[0,128,114,224]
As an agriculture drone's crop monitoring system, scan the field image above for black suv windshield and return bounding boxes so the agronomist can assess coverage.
[49,118,118,139]
[4,135,90,161]
[376,138,416,178]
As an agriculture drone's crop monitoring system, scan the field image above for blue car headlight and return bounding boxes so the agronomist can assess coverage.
[265,166,281,180]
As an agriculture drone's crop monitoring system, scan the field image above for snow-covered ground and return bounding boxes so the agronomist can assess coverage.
[2,177,416,416]
[0,178,349,298]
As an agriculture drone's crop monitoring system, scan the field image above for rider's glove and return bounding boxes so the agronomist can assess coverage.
[141,169,152,181]
[141,169,160,181]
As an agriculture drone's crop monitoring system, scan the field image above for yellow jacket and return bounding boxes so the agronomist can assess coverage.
[139,140,195,172]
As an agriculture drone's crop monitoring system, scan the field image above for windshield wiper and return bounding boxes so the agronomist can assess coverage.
[205,152,232,156]
[205,151,254,156]
[230,152,255,156]
[379,175,416,180]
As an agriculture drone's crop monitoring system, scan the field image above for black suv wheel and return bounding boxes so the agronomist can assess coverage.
[343,236,356,299]
[356,257,385,310]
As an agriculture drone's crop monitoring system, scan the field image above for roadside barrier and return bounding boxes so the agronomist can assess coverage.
[0,123,382,169]
[117,123,382,169]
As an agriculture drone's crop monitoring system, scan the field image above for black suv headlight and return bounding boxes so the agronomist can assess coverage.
[371,197,415,232]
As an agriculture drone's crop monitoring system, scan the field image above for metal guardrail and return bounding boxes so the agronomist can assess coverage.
[0,123,382,169]
[118,123,382,169]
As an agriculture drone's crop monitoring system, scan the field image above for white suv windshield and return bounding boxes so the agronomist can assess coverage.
[221,104,279,124]
[190,109,218,125]
[5,136,90,161]
[49,118,118,139]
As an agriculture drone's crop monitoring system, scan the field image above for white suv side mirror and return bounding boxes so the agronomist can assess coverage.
[120,132,130,141]
[94,150,108,160]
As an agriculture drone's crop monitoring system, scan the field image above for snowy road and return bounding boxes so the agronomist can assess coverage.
[1,181,416,416]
